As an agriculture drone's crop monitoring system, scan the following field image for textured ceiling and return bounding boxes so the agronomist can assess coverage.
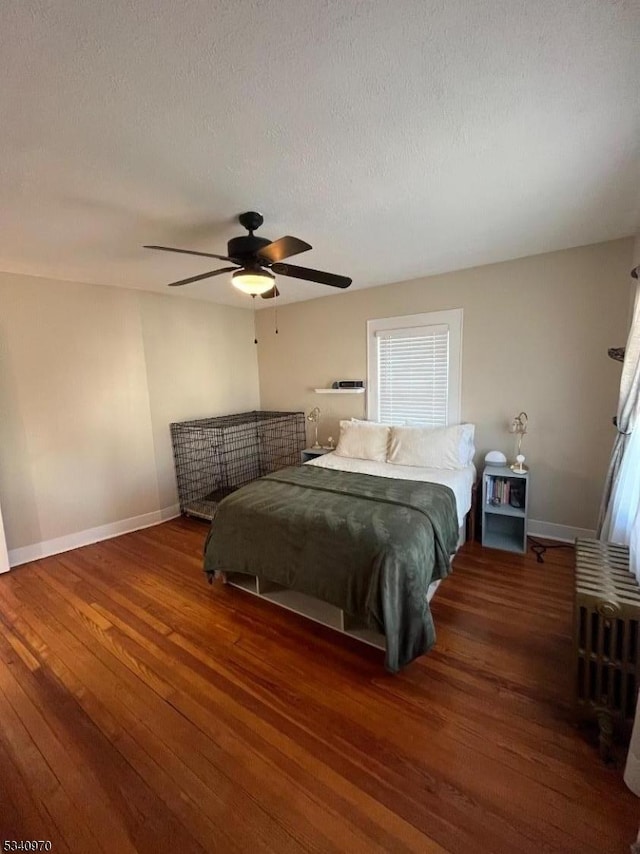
[1,0,639,308]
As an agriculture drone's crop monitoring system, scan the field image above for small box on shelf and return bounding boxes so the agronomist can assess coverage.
[481,465,529,553]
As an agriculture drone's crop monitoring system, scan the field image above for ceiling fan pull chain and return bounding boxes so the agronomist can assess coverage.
[252,294,258,344]
[275,287,278,335]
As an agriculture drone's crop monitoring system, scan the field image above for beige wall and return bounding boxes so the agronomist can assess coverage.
[256,239,635,531]
[0,272,259,552]
[139,294,260,509]
[0,238,632,552]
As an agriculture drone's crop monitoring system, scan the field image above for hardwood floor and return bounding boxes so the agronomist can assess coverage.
[0,519,636,853]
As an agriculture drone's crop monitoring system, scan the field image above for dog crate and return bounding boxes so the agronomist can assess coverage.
[170,410,306,520]
[574,538,640,759]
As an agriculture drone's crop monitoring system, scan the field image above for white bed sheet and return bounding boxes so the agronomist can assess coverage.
[305,453,475,527]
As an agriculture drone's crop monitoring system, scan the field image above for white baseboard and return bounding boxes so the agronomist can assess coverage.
[527,519,596,544]
[8,504,181,568]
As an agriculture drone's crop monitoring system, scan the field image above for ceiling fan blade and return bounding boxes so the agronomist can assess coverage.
[271,262,351,289]
[260,285,280,300]
[144,245,234,263]
[257,236,312,263]
[167,267,238,287]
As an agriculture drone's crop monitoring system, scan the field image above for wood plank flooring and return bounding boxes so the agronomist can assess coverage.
[0,519,636,853]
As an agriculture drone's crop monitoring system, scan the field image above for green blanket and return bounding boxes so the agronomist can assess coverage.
[203,465,459,672]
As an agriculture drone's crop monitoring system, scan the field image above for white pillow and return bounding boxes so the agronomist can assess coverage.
[334,420,390,462]
[459,423,476,465]
[388,424,476,469]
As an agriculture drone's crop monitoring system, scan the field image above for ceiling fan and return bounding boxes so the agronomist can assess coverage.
[144,211,352,299]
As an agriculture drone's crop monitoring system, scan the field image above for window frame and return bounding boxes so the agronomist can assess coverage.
[366,309,463,425]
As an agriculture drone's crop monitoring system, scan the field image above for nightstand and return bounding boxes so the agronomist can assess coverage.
[301,448,333,463]
[481,465,529,553]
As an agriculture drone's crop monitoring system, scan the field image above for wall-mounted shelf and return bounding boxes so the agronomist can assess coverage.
[314,388,365,394]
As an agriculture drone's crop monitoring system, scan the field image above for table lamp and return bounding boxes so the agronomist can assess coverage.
[307,407,321,449]
[509,411,529,473]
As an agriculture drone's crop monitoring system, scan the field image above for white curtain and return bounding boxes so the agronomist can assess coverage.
[600,414,640,569]
[598,239,640,581]
[626,404,640,796]
[631,498,640,586]
[615,237,640,797]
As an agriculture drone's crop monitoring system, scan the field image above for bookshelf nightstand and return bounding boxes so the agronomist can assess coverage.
[481,465,529,553]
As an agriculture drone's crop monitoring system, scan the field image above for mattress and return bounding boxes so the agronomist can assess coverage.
[305,452,475,527]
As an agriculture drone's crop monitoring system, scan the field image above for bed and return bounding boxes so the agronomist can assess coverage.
[306,451,475,534]
[203,422,476,672]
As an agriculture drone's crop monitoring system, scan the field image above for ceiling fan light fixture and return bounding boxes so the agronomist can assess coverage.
[145,212,351,293]
[231,268,275,295]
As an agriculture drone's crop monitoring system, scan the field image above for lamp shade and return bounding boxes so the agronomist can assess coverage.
[232,268,274,295]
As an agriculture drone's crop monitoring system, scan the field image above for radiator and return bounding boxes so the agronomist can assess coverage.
[574,538,640,759]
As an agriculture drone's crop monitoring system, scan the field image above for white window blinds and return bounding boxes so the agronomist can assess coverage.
[376,324,449,426]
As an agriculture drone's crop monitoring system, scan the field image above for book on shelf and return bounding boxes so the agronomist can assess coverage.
[486,476,515,507]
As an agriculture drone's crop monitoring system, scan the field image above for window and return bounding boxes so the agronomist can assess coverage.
[367,309,462,426]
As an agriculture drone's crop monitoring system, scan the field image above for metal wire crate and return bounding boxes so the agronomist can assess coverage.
[170,410,305,520]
